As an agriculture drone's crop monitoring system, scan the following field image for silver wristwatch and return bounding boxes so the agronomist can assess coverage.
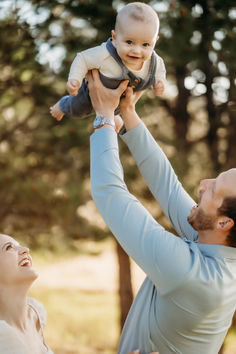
[93,115,116,129]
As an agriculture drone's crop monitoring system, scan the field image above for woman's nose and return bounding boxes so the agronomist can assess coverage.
[18,246,30,254]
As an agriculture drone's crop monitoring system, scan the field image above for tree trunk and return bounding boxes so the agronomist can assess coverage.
[174,66,190,144]
[116,240,134,330]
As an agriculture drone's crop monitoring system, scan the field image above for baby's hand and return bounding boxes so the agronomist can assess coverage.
[153,80,165,96]
[66,79,80,96]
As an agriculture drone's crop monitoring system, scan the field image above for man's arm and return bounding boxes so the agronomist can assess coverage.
[88,71,194,293]
[119,88,198,241]
[91,128,193,293]
[121,124,197,241]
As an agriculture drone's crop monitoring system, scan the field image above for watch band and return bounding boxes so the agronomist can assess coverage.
[93,115,116,129]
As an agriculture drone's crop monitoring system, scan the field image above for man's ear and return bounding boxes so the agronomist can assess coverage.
[111,30,116,41]
[216,216,234,232]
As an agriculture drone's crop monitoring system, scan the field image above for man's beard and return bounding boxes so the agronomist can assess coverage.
[187,206,216,231]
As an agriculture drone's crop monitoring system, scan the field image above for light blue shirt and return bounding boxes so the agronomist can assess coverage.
[90,123,236,354]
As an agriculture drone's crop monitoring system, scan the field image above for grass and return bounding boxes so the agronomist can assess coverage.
[30,288,120,354]
[30,286,236,354]
[29,241,236,354]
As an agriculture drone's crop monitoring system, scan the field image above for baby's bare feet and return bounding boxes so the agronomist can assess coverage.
[50,101,64,121]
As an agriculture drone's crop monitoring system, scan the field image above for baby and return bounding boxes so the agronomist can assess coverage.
[50,2,166,122]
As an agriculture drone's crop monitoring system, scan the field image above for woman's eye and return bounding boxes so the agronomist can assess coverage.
[126,40,132,45]
[6,244,13,250]
[143,43,149,47]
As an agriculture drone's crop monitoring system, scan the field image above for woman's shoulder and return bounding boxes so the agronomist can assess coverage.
[27,297,47,329]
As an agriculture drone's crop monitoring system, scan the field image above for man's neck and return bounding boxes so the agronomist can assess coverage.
[198,229,227,246]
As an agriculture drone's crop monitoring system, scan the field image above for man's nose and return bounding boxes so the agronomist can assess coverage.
[200,178,213,189]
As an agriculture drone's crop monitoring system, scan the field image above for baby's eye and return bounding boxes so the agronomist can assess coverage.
[143,43,150,47]
[6,244,13,250]
[126,40,132,45]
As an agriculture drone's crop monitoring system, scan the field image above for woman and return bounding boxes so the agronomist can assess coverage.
[0,233,53,353]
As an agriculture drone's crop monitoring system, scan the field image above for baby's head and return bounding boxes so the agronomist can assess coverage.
[112,2,159,70]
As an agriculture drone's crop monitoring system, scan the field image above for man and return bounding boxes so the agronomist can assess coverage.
[88,69,236,354]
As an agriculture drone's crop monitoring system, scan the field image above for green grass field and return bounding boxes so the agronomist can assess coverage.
[30,287,236,354]
[30,288,119,353]
[29,242,236,354]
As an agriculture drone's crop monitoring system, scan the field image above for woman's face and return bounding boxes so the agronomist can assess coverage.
[0,234,38,287]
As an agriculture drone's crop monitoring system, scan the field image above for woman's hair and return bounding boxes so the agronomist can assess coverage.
[218,196,236,248]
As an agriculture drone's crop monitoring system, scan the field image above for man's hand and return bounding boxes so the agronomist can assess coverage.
[87,69,128,119]
[66,79,80,96]
[120,87,144,116]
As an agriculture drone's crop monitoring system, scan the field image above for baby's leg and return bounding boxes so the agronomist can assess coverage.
[50,101,64,121]
[50,79,93,120]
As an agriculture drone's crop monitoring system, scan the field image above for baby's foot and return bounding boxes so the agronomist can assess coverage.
[50,101,64,121]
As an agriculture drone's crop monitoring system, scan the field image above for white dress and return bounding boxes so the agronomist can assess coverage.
[0,297,53,353]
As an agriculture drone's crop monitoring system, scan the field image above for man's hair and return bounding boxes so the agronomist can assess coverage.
[218,196,236,248]
[115,2,159,32]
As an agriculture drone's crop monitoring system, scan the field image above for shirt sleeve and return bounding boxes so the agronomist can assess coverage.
[68,43,109,82]
[0,322,27,354]
[154,54,166,83]
[121,123,198,242]
[90,128,195,294]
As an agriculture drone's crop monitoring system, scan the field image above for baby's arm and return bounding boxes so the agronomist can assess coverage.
[67,44,107,96]
[153,79,165,96]
[66,53,87,96]
[153,55,166,96]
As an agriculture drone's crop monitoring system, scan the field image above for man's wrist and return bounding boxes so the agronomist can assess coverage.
[95,110,114,120]
[93,115,116,130]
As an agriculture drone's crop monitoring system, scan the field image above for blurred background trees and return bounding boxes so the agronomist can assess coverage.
[0,0,235,352]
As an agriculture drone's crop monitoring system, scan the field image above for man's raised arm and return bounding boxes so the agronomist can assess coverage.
[118,88,198,241]
[88,70,193,293]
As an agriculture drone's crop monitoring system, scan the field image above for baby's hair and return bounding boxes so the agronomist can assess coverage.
[115,2,159,32]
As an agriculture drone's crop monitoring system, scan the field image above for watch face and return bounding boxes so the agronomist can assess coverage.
[93,116,115,129]
[94,116,103,128]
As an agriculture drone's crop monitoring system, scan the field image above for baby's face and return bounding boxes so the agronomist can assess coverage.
[112,17,158,71]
